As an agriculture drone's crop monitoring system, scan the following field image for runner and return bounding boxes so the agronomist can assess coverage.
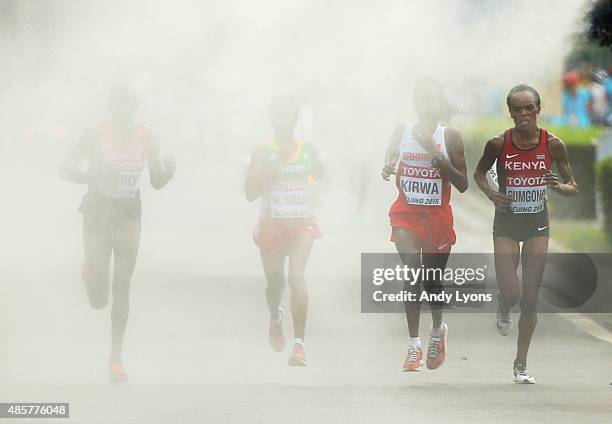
[245,96,324,367]
[382,79,468,372]
[474,84,578,384]
[59,83,176,382]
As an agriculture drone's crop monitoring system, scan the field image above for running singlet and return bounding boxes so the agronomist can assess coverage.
[264,140,312,219]
[94,124,147,199]
[497,128,552,214]
[395,124,451,210]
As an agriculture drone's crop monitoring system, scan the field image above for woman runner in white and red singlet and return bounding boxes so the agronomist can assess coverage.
[475,85,577,384]
[382,79,468,372]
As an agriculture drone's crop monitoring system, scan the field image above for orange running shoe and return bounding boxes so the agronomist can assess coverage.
[426,323,447,370]
[288,342,306,367]
[108,360,128,383]
[269,308,286,352]
[402,345,423,372]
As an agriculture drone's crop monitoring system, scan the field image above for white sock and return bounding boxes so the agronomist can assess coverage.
[409,337,421,350]
[430,324,445,337]
[293,338,304,346]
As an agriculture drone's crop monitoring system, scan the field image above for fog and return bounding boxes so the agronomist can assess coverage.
[0,0,596,420]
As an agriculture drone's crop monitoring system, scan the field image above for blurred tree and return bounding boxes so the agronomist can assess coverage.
[587,0,612,48]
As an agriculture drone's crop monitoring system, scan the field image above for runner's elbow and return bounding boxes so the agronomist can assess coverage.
[245,188,259,202]
[456,179,468,193]
[150,177,165,190]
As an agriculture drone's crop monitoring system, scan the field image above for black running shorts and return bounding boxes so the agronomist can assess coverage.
[493,209,549,242]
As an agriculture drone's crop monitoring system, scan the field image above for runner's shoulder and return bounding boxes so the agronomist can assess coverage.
[133,123,158,145]
[442,126,463,142]
[485,132,506,152]
[252,140,276,159]
[394,124,407,138]
[300,140,318,154]
[544,129,564,148]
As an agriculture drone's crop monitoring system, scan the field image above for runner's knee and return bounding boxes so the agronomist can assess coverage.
[112,281,131,302]
[519,311,537,324]
[87,287,109,309]
[519,293,539,314]
[288,272,306,290]
[264,268,285,287]
[83,263,109,309]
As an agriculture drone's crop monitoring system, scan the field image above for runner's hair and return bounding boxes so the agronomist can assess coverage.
[414,78,444,97]
[506,84,541,107]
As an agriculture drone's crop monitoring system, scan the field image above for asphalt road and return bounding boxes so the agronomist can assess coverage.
[2,164,611,424]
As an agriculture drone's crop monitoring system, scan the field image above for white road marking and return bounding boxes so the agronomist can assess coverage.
[557,314,612,344]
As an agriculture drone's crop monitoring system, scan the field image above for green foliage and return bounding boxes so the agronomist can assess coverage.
[597,158,612,244]
[548,142,596,219]
[547,126,605,146]
[551,220,610,252]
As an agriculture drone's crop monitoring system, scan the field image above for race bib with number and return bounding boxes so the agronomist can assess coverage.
[399,165,442,206]
[506,185,546,214]
[270,190,311,218]
[100,145,145,198]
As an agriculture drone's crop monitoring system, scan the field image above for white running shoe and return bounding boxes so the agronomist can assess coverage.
[496,295,513,336]
[513,363,535,384]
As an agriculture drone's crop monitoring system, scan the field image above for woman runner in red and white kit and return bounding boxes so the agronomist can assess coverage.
[382,79,468,372]
[245,96,324,367]
[475,85,577,384]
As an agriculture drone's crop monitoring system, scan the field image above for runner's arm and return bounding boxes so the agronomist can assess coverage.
[245,144,277,202]
[382,125,404,181]
[440,127,468,192]
[546,136,578,196]
[58,130,93,184]
[147,131,175,189]
[305,143,325,181]
[474,136,512,208]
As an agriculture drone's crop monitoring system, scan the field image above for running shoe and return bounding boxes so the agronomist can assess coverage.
[288,343,306,367]
[108,360,128,383]
[402,344,423,372]
[268,307,285,352]
[513,363,535,384]
[426,323,447,370]
[496,293,513,336]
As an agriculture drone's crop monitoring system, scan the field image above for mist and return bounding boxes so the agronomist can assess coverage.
[0,0,599,421]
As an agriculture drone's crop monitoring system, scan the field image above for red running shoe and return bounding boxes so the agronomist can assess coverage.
[426,323,447,370]
[108,360,128,383]
[402,345,423,372]
[288,343,306,367]
[269,308,286,352]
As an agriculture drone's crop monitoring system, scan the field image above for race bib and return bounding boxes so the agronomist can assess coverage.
[100,145,145,198]
[506,185,546,214]
[400,175,442,206]
[270,190,311,218]
[104,171,142,198]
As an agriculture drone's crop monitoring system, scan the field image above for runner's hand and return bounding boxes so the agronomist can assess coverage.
[260,153,282,183]
[544,171,560,190]
[412,125,436,155]
[488,192,512,209]
[381,164,396,181]
[163,156,176,178]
